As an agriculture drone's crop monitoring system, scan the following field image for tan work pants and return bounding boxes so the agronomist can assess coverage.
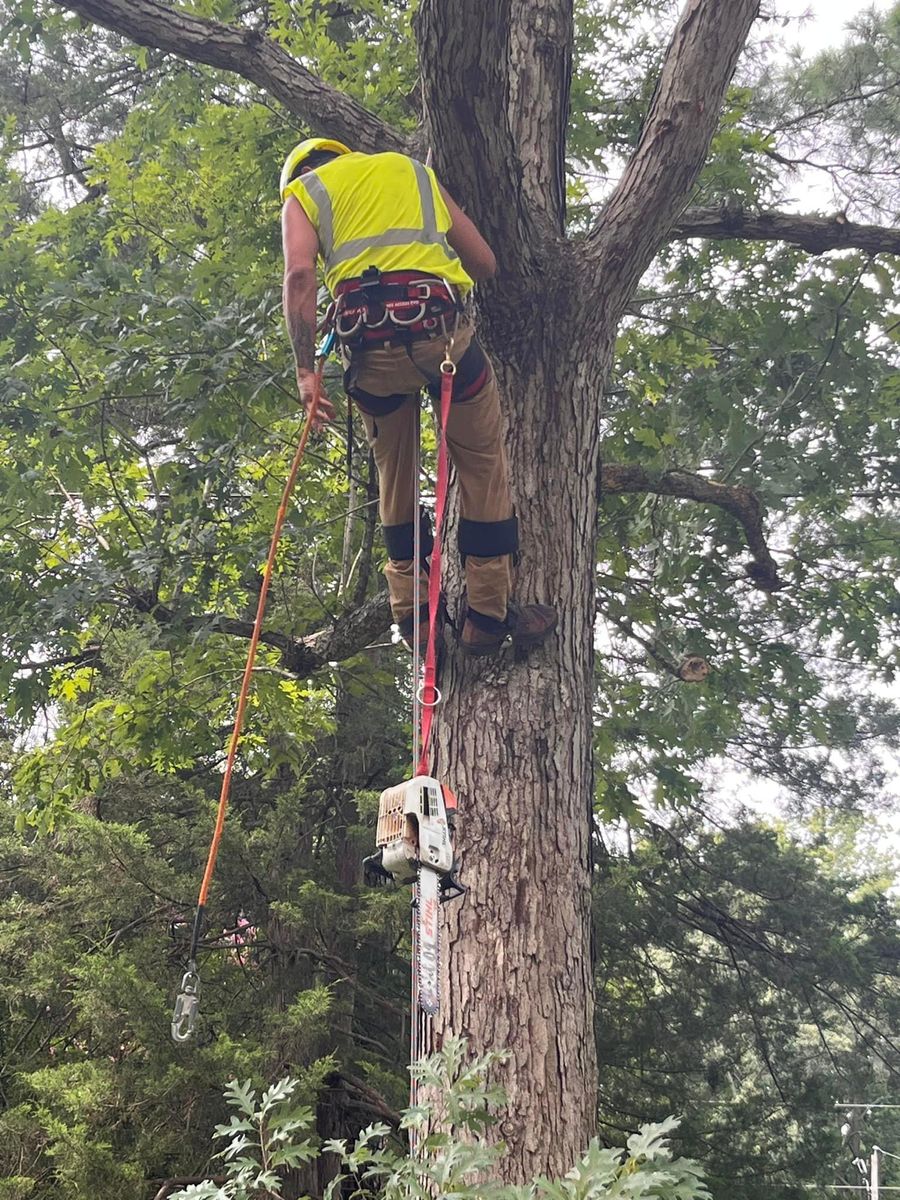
[349,322,513,623]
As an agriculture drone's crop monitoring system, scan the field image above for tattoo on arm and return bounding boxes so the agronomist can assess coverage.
[286,307,316,372]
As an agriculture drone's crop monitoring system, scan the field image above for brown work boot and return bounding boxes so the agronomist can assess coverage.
[460,603,558,658]
[511,602,558,650]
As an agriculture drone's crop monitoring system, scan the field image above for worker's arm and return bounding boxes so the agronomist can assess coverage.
[281,195,335,427]
[439,184,497,282]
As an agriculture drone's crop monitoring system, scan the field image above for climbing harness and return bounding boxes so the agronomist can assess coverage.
[331,267,461,349]
[171,334,333,1044]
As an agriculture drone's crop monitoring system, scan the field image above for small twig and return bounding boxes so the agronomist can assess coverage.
[17,646,102,674]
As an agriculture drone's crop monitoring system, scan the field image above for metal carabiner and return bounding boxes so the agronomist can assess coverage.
[439,320,457,376]
[317,328,336,359]
[171,965,201,1043]
[335,307,364,339]
[415,680,442,708]
[388,300,428,327]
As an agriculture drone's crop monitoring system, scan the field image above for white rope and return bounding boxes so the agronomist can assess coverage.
[410,398,422,1151]
[409,396,436,1164]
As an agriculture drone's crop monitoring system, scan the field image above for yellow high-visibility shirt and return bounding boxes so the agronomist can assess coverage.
[285,151,474,296]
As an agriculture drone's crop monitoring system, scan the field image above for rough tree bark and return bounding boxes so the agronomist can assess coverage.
[43,0,900,1184]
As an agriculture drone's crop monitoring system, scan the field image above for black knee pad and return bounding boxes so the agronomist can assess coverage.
[383,509,435,562]
[458,514,519,562]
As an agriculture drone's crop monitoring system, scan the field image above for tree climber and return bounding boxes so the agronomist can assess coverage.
[280,137,557,657]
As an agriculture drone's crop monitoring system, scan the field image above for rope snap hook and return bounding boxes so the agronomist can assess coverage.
[171,964,201,1043]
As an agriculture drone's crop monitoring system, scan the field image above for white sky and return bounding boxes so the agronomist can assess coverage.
[774,0,891,52]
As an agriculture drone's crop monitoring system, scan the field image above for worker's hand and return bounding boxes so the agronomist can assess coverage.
[296,367,336,430]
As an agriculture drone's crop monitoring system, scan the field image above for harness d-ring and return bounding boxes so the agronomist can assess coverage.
[415,680,442,707]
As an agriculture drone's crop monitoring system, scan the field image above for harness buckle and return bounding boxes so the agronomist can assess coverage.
[385,280,435,328]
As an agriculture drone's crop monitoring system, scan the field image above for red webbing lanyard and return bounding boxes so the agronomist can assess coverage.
[416,358,455,777]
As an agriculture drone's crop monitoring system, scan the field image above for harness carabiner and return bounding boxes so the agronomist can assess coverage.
[171,964,201,1043]
[389,300,429,327]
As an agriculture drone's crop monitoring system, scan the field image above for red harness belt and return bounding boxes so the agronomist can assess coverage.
[333,270,460,347]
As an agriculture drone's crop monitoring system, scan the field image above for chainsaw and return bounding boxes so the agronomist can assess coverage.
[363,774,465,1014]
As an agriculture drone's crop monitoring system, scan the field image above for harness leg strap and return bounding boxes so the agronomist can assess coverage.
[345,378,411,417]
[424,338,491,403]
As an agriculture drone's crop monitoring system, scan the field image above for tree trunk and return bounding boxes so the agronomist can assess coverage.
[434,274,609,1181]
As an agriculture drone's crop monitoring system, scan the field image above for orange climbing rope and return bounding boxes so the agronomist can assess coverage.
[172,354,327,1042]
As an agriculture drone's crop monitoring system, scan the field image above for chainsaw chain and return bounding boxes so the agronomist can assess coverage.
[415,865,441,1015]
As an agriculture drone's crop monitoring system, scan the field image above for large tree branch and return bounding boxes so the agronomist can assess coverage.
[601,464,785,592]
[21,595,392,681]
[17,646,103,673]
[587,0,760,311]
[671,205,900,256]
[50,0,408,154]
[121,591,393,679]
